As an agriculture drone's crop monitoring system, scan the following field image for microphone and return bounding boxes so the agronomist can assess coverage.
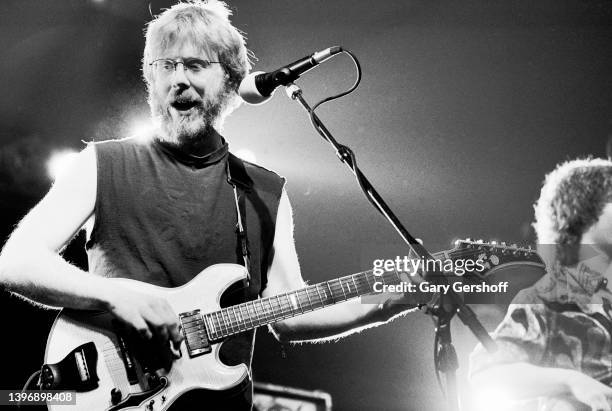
[239,46,343,105]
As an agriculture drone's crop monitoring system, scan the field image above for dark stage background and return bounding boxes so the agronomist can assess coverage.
[1,1,612,410]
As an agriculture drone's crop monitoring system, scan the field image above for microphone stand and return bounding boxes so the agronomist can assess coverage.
[284,83,498,411]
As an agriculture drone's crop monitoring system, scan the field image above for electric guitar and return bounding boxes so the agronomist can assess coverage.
[43,239,544,410]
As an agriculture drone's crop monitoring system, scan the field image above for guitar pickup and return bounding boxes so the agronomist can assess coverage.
[179,310,211,357]
[40,342,99,391]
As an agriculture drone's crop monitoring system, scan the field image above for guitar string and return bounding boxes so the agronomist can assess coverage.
[196,246,540,339]
[201,248,540,338]
[203,271,404,338]
[205,271,418,338]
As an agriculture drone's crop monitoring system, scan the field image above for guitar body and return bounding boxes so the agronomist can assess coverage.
[44,263,250,411]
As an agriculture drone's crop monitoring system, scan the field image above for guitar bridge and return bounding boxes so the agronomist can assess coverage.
[179,310,211,357]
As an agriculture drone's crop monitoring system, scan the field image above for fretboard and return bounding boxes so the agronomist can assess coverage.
[203,249,448,341]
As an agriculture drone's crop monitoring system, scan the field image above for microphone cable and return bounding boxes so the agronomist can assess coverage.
[304,50,386,216]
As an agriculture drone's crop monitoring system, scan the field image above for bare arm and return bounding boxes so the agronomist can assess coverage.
[472,363,612,410]
[0,145,111,308]
[262,190,416,343]
[0,145,181,346]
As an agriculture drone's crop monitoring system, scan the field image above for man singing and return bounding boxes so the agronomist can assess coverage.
[471,158,612,411]
[0,1,413,409]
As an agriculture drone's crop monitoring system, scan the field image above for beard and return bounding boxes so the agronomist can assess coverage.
[150,89,230,146]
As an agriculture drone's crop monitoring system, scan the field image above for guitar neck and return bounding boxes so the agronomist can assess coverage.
[203,250,447,341]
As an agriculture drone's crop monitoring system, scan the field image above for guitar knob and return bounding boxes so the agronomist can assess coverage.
[146,400,155,411]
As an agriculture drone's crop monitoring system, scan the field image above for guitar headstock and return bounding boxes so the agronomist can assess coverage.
[449,238,545,278]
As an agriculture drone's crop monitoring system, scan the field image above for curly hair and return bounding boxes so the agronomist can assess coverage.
[533,158,612,265]
[142,1,252,107]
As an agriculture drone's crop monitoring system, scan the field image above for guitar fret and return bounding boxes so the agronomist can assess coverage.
[295,291,303,311]
[307,287,316,309]
[217,311,227,334]
[326,282,334,303]
[364,272,373,289]
[351,275,359,294]
[224,309,234,334]
[239,305,247,330]
[242,303,253,329]
[228,309,237,333]
[343,278,351,294]
[220,310,231,334]
[293,292,304,313]
[315,284,325,307]
[232,306,242,332]
[258,300,268,323]
[266,298,276,318]
[275,295,284,317]
[226,310,235,333]
[254,301,262,325]
[249,301,259,326]
[284,294,293,317]
[204,315,216,340]
[216,312,223,336]
[338,279,347,300]
[255,300,264,325]
[244,302,252,327]
[304,287,313,309]
[285,293,295,315]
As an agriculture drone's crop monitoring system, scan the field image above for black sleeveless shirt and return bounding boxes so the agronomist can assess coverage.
[86,136,285,408]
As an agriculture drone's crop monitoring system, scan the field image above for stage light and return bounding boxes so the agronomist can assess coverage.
[472,386,513,411]
[128,119,156,143]
[47,150,79,181]
[234,148,257,163]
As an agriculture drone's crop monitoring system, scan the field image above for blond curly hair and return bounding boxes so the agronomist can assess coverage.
[142,1,251,108]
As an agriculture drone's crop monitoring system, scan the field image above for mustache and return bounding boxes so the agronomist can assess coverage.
[166,92,202,105]
[172,96,199,104]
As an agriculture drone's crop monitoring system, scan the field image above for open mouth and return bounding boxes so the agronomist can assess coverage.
[170,99,198,111]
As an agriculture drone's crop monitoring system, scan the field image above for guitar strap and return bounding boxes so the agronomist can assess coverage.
[226,153,288,359]
[226,154,253,286]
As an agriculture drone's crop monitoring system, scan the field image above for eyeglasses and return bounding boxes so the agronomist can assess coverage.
[149,57,223,77]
